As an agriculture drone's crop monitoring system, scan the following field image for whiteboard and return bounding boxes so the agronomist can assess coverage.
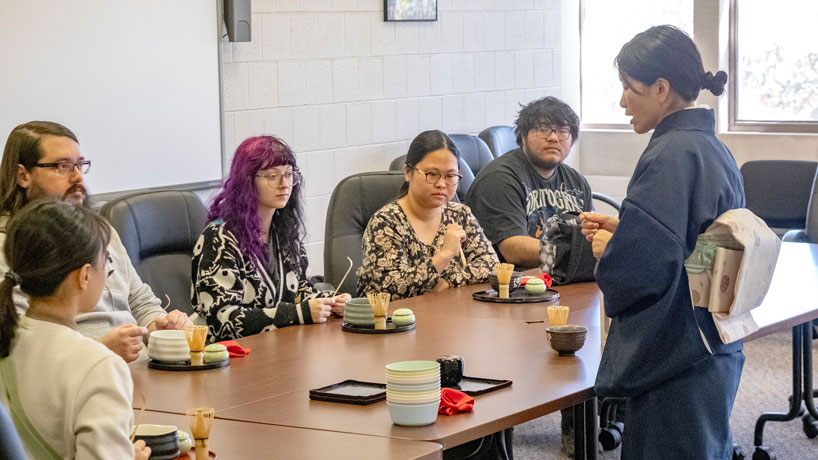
[0,0,223,194]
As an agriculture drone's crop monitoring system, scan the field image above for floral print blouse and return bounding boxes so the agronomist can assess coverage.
[357,201,498,300]
[191,221,327,342]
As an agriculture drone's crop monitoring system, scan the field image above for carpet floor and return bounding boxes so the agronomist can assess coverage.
[513,330,818,459]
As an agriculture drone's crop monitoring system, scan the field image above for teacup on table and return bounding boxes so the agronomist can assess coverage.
[147,330,190,363]
[488,270,523,292]
[545,325,587,356]
[133,424,180,460]
[343,297,375,326]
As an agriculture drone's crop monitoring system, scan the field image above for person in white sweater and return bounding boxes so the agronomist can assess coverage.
[0,121,191,362]
[0,200,150,460]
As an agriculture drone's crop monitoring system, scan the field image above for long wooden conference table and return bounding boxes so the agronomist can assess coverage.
[131,242,818,459]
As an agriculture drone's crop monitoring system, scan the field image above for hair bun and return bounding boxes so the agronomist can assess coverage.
[702,70,728,96]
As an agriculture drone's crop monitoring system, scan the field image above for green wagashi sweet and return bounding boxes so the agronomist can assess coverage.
[525,277,547,295]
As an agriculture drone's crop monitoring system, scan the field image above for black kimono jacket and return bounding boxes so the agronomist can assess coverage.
[594,108,745,397]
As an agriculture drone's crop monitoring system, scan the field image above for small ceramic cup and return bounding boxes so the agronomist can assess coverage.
[437,355,464,387]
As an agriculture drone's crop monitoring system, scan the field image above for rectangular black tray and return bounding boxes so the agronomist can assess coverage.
[446,376,513,396]
[309,380,387,405]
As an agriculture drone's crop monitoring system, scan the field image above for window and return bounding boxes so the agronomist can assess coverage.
[580,0,694,127]
[730,0,818,132]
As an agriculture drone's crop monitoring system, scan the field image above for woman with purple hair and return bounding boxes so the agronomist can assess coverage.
[191,136,349,342]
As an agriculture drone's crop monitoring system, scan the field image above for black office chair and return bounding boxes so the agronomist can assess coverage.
[389,154,472,202]
[323,172,406,291]
[783,167,818,244]
[478,125,517,158]
[100,190,208,316]
[450,134,494,176]
[0,403,26,460]
[741,160,817,234]
[592,192,621,213]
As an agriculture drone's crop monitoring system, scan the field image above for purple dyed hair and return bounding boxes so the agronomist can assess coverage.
[208,136,306,269]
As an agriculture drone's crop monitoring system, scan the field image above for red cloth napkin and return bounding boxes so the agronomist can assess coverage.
[439,388,474,415]
[215,340,251,358]
[520,273,553,288]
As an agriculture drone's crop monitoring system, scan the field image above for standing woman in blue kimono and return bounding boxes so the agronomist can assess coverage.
[580,25,745,459]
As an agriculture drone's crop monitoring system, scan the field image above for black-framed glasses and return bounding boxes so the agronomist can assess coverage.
[408,165,462,186]
[532,125,572,141]
[105,250,114,278]
[34,160,91,175]
[255,169,302,187]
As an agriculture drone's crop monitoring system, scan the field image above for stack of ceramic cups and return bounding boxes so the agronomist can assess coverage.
[385,360,440,426]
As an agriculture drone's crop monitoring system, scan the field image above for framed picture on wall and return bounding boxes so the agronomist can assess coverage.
[384,0,438,22]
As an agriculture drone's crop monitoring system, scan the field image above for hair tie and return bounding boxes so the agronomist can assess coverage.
[4,271,21,286]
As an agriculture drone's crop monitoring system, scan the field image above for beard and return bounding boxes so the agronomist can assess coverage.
[27,182,90,208]
[521,139,562,172]
[525,154,560,171]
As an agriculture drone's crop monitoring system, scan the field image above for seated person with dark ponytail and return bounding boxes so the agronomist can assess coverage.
[0,200,149,460]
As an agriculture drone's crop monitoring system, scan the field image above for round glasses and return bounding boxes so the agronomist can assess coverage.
[532,125,572,141]
[255,170,302,187]
[409,165,462,186]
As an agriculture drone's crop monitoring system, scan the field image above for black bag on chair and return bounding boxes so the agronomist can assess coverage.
[539,212,596,285]
[443,429,513,460]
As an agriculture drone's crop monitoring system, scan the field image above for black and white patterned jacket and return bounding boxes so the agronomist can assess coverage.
[191,221,325,342]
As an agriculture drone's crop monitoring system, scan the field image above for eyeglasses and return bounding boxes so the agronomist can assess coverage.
[105,250,113,278]
[255,170,302,187]
[33,160,91,175]
[532,125,572,141]
[408,165,462,186]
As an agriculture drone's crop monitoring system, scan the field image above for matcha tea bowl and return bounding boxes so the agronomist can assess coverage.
[133,424,180,460]
[147,330,190,363]
[343,297,375,326]
[545,325,587,356]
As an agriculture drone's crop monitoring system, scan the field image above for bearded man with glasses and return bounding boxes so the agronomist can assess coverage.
[466,98,596,456]
[0,121,191,363]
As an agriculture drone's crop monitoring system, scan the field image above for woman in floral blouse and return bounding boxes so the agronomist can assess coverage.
[192,136,350,342]
[357,130,498,300]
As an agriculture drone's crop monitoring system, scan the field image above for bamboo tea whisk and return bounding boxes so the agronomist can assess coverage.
[186,407,215,459]
[185,325,208,366]
[547,306,570,326]
[495,263,515,299]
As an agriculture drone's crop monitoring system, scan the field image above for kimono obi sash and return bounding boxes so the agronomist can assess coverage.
[685,208,781,343]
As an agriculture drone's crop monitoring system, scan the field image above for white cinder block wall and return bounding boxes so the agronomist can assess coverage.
[220,0,564,276]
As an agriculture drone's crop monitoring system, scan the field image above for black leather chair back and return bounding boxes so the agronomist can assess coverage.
[450,134,494,175]
[100,190,208,315]
[478,125,517,158]
[806,171,818,243]
[0,401,26,460]
[783,168,818,244]
[740,160,817,229]
[388,154,473,202]
[323,172,406,290]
